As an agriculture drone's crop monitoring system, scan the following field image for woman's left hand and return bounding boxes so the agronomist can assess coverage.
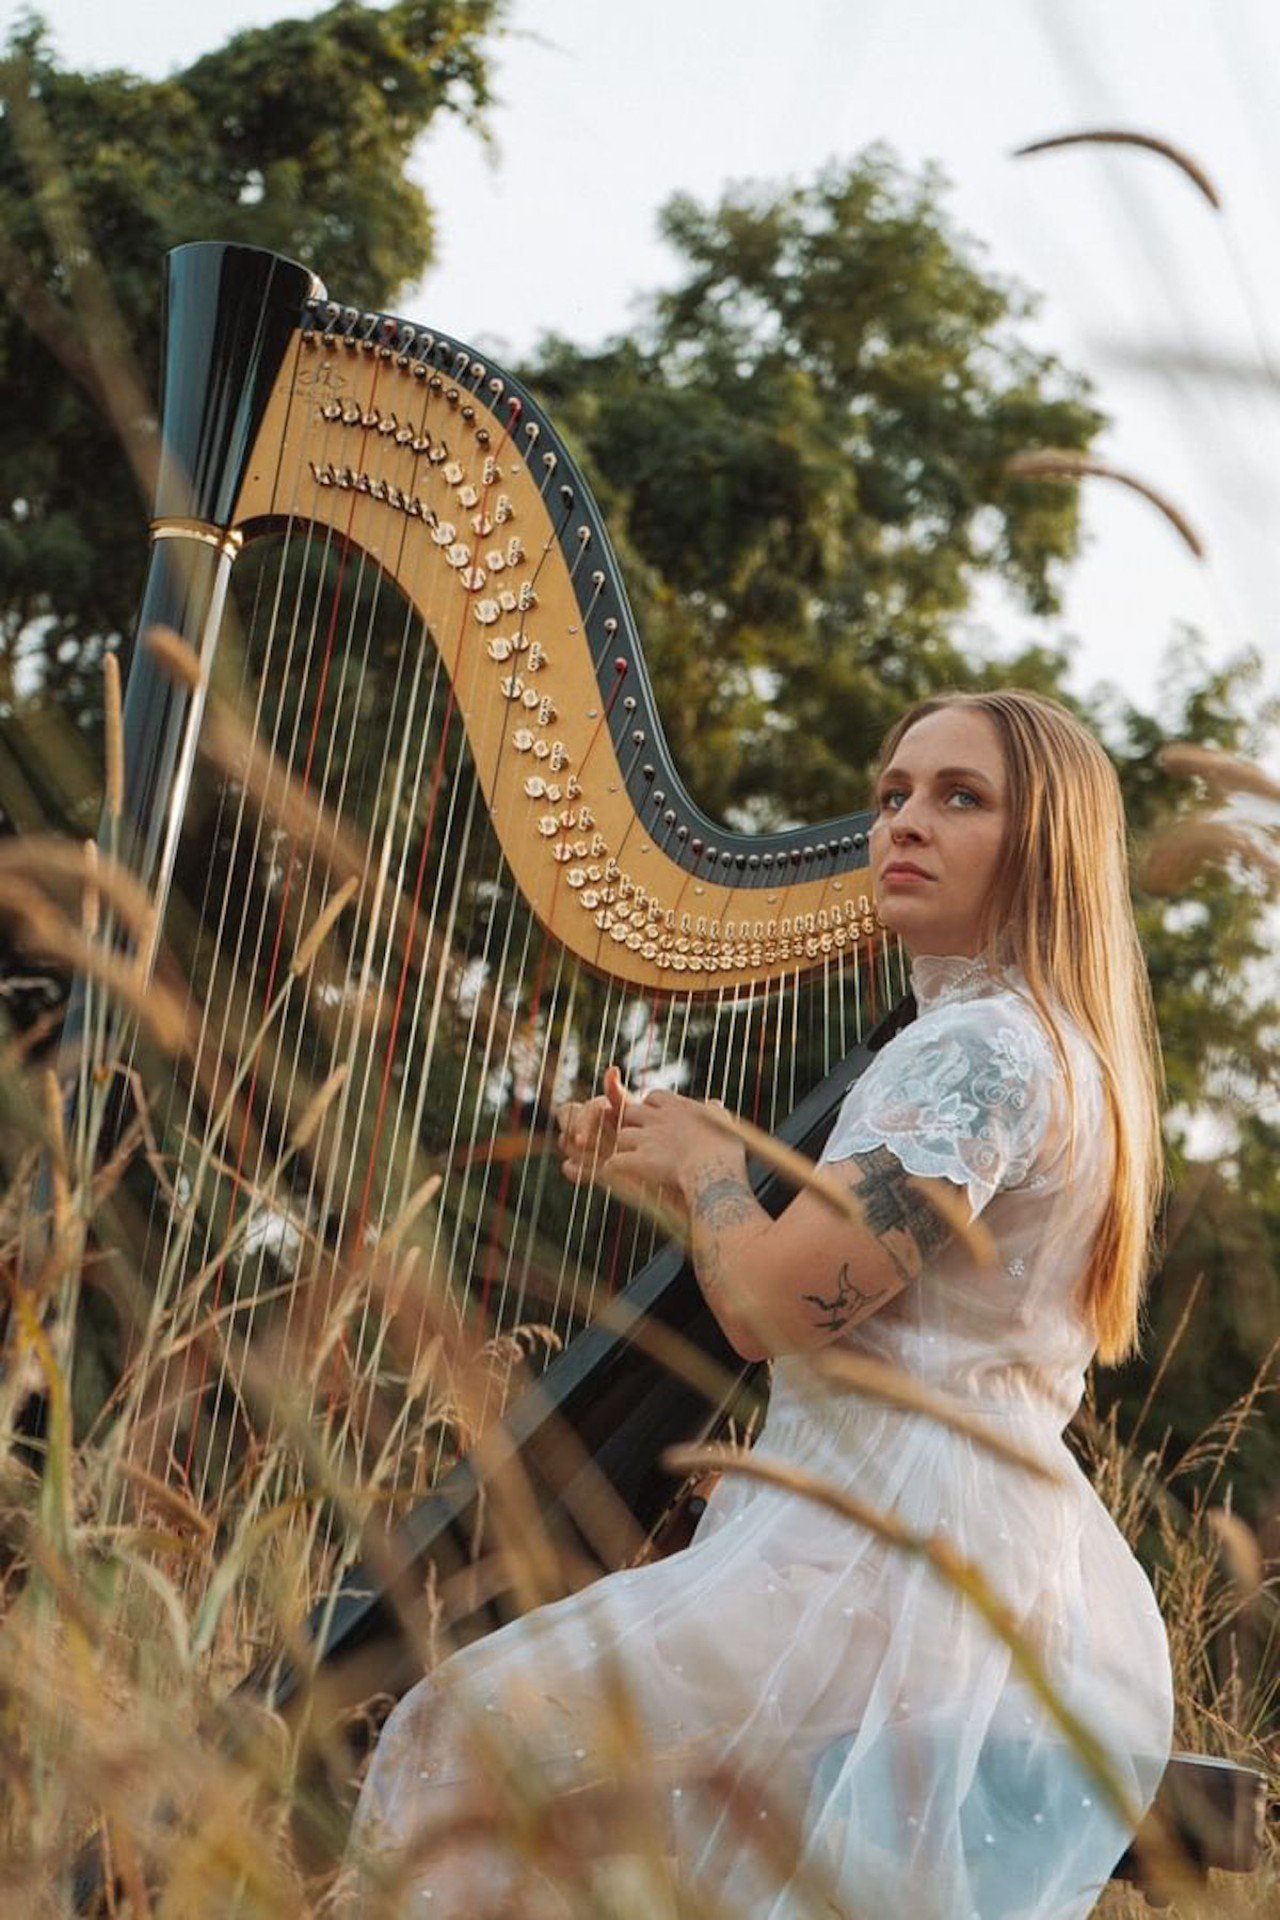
[608,1090,745,1199]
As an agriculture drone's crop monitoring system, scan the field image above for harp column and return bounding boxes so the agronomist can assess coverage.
[115,242,322,974]
[121,524,239,978]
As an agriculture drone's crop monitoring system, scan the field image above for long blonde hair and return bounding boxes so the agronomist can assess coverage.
[876,690,1164,1363]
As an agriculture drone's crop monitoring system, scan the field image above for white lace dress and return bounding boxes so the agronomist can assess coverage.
[344,956,1173,1919]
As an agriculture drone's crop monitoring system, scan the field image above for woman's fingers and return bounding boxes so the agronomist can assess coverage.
[574,1095,610,1143]
[559,1093,626,1183]
[604,1063,628,1118]
[558,1072,674,1184]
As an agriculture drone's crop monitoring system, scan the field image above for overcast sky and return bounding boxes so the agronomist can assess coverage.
[28,0,1280,736]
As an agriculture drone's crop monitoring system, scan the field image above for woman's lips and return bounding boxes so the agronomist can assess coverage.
[881,864,933,884]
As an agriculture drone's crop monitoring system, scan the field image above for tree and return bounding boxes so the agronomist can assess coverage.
[523,154,1105,828]
[0,0,504,810]
[1098,638,1280,1518]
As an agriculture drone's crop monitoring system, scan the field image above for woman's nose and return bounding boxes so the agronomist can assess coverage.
[889,802,926,839]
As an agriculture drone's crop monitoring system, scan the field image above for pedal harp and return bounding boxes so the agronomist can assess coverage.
[95,241,904,1693]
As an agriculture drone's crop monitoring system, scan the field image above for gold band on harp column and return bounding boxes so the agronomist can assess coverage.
[150,518,245,559]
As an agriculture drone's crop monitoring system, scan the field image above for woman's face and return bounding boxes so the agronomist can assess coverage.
[870,706,1010,957]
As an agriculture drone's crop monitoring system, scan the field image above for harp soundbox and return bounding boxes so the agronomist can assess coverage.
[89,240,907,1706]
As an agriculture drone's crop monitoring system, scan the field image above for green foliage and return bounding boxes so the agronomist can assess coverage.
[524,154,1105,827]
[1098,639,1280,1515]
[1110,636,1279,1135]
[0,0,504,738]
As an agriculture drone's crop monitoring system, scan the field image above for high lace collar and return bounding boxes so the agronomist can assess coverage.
[909,952,1011,1013]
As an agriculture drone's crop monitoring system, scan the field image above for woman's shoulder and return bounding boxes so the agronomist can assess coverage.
[907,963,1100,1079]
[895,970,1064,1078]
[886,969,1107,1152]
[826,974,1070,1208]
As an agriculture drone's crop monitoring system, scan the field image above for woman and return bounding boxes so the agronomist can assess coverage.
[343,691,1174,1919]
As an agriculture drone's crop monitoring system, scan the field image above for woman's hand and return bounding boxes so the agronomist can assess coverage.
[556,1071,743,1223]
[610,1088,747,1201]
[555,1064,629,1183]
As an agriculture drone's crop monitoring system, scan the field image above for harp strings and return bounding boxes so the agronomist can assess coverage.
[103,346,338,1512]
[108,323,890,1640]
[119,347,452,1514]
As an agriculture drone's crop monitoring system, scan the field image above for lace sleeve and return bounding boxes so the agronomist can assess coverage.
[821,997,1060,1217]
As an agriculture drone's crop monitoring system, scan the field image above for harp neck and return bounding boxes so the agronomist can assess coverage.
[140,242,883,992]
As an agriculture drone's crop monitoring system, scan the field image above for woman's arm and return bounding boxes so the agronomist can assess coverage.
[609,1093,959,1361]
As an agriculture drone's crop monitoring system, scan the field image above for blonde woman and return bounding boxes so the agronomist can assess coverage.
[345,691,1173,1919]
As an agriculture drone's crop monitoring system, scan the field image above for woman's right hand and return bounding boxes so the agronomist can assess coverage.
[556,1067,692,1228]
[556,1063,629,1184]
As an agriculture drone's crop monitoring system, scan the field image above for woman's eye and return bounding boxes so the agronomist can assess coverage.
[948,788,980,808]
[878,790,907,811]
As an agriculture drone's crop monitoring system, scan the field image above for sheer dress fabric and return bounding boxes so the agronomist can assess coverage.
[343,956,1173,1918]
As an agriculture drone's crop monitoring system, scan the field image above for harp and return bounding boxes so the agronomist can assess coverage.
[84,239,903,1708]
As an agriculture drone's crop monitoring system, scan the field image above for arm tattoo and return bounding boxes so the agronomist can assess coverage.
[689,1174,758,1231]
[846,1145,952,1271]
[802,1262,892,1333]
[687,1171,759,1322]
[802,1146,953,1335]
